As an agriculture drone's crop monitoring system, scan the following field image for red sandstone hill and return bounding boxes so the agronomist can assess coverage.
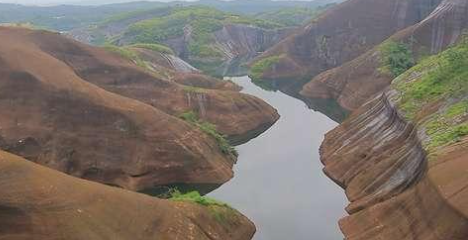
[26,29,279,144]
[253,0,442,81]
[0,150,255,240]
[301,0,468,111]
[0,26,274,193]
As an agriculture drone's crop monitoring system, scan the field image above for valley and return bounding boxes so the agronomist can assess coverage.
[0,0,467,239]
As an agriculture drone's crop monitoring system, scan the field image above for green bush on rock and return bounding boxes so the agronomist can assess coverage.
[380,40,415,77]
[250,55,281,80]
[179,111,238,156]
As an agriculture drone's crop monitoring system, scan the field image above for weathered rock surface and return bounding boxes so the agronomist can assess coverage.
[301,0,468,111]
[0,27,237,193]
[254,0,441,81]
[321,94,468,239]
[0,150,256,240]
[29,28,279,143]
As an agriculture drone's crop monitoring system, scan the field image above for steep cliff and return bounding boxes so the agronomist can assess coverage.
[0,27,278,194]
[29,28,279,145]
[321,39,468,239]
[68,6,294,76]
[301,0,468,111]
[252,0,441,81]
[0,150,255,240]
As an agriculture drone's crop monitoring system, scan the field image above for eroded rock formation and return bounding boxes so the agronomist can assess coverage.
[0,26,277,193]
[0,150,256,240]
[300,0,468,111]
[28,28,279,144]
[253,0,441,81]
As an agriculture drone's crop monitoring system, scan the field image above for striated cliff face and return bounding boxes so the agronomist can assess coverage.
[0,150,256,240]
[322,94,468,239]
[253,0,441,81]
[0,27,278,194]
[300,0,468,111]
[320,39,468,239]
[30,29,279,144]
[0,27,234,193]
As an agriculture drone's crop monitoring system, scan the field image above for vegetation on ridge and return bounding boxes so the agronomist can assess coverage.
[249,55,282,81]
[179,111,238,156]
[380,40,415,77]
[394,38,468,151]
[170,189,230,207]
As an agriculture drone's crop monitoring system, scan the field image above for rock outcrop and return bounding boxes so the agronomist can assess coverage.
[322,93,468,239]
[29,28,279,144]
[300,0,468,111]
[0,26,276,194]
[320,38,468,239]
[0,150,256,240]
[253,0,442,81]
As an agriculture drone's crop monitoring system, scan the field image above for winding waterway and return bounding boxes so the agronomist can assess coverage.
[209,76,348,240]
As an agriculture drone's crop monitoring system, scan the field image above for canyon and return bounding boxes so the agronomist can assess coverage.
[251,0,468,238]
[0,0,467,239]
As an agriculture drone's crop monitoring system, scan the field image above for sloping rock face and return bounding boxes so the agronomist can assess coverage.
[0,27,237,193]
[322,94,468,239]
[300,0,468,111]
[320,36,468,239]
[0,150,256,240]
[212,24,294,62]
[27,29,279,144]
[254,0,441,81]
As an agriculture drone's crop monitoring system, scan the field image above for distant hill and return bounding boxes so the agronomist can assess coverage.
[0,0,344,31]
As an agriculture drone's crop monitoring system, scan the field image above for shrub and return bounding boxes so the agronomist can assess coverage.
[380,41,415,77]
[250,55,281,80]
[170,189,229,207]
[179,111,238,156]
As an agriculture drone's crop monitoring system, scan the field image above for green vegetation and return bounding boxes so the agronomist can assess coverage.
[395,38,468,150]
[380,40,415,77]
[182,85,207,93]
[129,43,175,55]
[124,6,282,60]
[250,55,282,80]
[256,5,333,27]
[103,44,146,67]
[170,189,229,207]
[179,111,238,156]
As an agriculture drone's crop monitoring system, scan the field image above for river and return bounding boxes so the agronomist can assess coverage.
[209,76,348,240]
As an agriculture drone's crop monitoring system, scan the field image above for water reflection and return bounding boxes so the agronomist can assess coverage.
[209,76,348,240]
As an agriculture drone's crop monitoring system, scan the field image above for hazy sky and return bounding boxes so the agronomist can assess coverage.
[1,0,314,6]
[0,0,197,6]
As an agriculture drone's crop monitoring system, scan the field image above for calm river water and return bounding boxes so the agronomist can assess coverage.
[209,76,348,240]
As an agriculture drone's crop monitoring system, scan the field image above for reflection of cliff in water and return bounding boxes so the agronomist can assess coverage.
[218,54,254,77]
[251,78,350,123]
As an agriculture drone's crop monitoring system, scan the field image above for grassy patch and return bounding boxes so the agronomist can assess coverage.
[122,6,281,60]
[103,44,147,68]
[380,40,415,77]
[182,85,206,93]
[179,111,237,156]
[394,38,468,150]
[250,55,281,80]
[170,189,229,207]
[129,43,175,55]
